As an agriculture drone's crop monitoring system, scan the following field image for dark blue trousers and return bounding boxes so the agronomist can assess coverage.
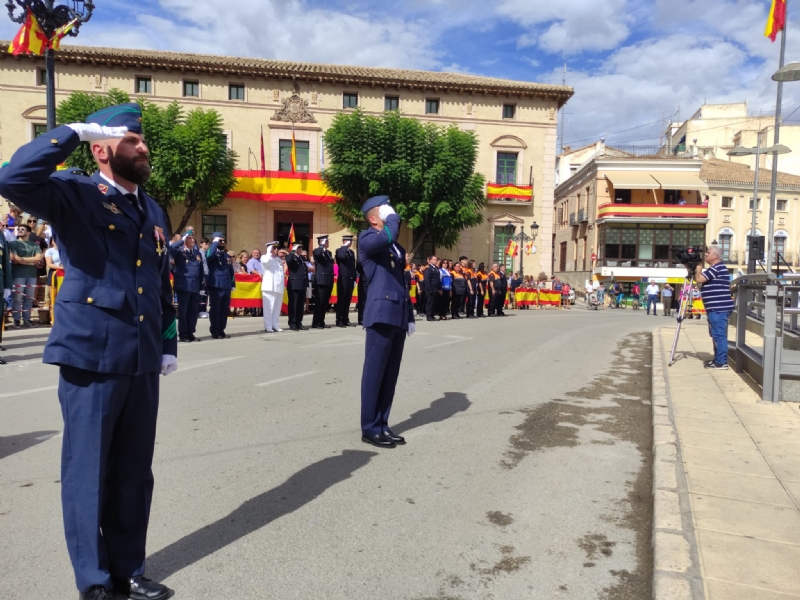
[360,323,406,436]
[208,287,231,337]
[58,366,160,593]
[176,290,200,340]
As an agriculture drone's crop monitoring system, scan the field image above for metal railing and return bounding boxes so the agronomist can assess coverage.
[730,273,800,402]
[578,208,588,222]
[601,145,694,159]
[569,213,578,226]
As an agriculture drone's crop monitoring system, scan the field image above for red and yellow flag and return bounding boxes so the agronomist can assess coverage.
[8,10,49,56]
[505,239,519,257]
[50,18,77,51]
[289,223,296,244]
[525,241,534,255]
[765,0,786,42]
[290,128,297,173]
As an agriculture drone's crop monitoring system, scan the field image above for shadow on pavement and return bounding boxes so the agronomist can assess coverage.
[393,391,471,434]
[147,449,377,580]
[0,430,59,460]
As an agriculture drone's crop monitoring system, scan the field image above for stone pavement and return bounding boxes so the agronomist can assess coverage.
[652,321,800,600]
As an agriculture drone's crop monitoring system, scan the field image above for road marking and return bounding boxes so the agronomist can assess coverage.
[0,385,58,398]
[178,356,245,372]
[424,335,474,350]
[256,370,319,387]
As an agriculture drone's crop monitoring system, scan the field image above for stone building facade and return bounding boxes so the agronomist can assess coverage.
[0,42,572,273]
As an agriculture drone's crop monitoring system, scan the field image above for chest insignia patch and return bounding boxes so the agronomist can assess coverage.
[102,202,121,214]
[97,183,109,194]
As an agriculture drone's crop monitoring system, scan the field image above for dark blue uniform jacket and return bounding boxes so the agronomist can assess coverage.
[0,125,177,374]
[170,239,204,293]
[357,214,414,330]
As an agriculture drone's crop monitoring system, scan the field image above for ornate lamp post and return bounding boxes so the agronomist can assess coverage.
[6,0,95,130]
[504,221,539,277]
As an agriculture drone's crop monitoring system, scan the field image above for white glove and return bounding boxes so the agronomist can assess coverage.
[161,354,178,376]
[407,322,416,337]
[67,123,129,142]
[3,289,10,299]
[378,205,396,221]
[213,237,222,243]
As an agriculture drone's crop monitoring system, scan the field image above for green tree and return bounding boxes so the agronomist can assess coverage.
[56,89,237,235]
[322,109,486,256]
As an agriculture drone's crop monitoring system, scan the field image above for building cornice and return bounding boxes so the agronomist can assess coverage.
[0,42,574,107]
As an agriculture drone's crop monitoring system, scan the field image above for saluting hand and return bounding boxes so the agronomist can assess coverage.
[378,205,396,221]
[67,123,129,142]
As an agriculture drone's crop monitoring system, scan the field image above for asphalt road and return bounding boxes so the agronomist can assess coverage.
[0,304,660,599]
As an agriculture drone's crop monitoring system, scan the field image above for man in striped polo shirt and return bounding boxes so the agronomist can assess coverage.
[695,246,735,369]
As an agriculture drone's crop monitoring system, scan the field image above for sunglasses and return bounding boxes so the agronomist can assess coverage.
[27,219,37,223]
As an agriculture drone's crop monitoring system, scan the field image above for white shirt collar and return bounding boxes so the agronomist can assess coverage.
[99,172,138,197]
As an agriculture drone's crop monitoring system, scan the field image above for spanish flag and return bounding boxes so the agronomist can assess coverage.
[765,0,786,42]
[525,241,533,255]
[289,223,296,244]
[50,18,78,51]
[8,10,49,56]
[290,129,297,173]
[506,239,519,257]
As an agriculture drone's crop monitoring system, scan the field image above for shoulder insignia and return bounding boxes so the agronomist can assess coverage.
[97,183,109,194]
[70,169,89,177]
[102,202,121,214]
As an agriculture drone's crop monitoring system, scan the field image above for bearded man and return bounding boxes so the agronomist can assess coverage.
[0,103,177,600]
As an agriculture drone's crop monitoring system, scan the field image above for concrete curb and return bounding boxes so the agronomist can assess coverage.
[651,329,704,600]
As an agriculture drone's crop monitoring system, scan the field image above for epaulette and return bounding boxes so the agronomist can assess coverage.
[70,168,90,177]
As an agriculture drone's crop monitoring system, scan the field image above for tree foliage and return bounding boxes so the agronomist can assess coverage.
[56,89,237,235]
[322,110,486,256]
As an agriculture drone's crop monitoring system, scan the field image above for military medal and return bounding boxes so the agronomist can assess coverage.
[154,225,166,256]
[102,202,121,214]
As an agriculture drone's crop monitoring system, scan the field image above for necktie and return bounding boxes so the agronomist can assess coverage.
[124,193,145,221]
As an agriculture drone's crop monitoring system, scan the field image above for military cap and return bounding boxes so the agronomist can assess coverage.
[317,235,328,243]
[342,235,354,241]
[361,195,390,215]
[265,240,279,248]
[86,103,143,134]
[211,231,225,239]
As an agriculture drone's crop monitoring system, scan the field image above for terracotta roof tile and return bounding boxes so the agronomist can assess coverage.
[0,41,573,103]
[701,158,800,189]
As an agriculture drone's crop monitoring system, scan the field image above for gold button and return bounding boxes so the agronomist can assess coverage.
[108,224,115,231]
[136,259,142,266]
[138,287,143,294]
[140,233,143,239]
[139,315,144,322]
[50,138,58,144]
[87,297,93,304]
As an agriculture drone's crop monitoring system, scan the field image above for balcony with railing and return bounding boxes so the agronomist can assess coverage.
[569,213,578,226]
[487,182,533,203]
[578,208,588,223]
[597,203,708,222]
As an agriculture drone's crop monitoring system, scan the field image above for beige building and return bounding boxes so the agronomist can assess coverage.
[0,42,572,273]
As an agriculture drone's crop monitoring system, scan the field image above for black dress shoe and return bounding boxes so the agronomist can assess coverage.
[80,586,111,600]
[190,336,201,342]
[337,324,347,328]
[426,317,437,322]
[361,433,396,448]
[382,429,406,445]
[113,576,172,600]
[347,322,357,327]
[289,326,299,331]
[298,325,309,331]
[179,337,191,343]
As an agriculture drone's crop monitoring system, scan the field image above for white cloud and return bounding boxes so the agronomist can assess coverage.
[497,0,633,54]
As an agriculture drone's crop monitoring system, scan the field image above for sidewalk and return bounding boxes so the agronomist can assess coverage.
[652,321,800,600]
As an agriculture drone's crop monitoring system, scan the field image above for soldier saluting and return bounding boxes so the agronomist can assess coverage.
[286,242,309,330]
[311,235,334,329]
[0,104,176,600]
[335,234,356,327]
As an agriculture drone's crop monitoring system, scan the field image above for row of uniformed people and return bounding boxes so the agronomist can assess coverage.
[408,256,511,321]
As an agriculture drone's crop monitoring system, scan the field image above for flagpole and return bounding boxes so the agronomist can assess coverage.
[766,3,787,273]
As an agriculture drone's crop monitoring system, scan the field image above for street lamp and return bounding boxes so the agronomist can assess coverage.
[772,63,800,82]
[6,1,95,130]
[504,221,539,277]
[727,142,791,273]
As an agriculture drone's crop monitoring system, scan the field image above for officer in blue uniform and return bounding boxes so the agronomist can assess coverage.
[358,195,415,449]
[311,235,334,329]
[205,231,235,339]
[335,234,356,328]
[170,227,205,342]
[0,103,176,600]
[285,243,309,331]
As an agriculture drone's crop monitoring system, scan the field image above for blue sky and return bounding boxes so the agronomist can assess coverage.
[3,0,798,149]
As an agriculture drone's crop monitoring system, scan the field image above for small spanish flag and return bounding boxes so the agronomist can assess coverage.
[50,18,78,51]
[765,0,786,42]
[289,223,296,244]
[525,241,533,255]
[290,128,297,173]
[8,10,49,56]
[506,239,519,257]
